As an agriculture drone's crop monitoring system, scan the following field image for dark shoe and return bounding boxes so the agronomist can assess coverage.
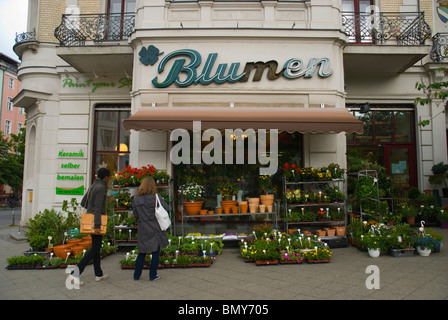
[150,275,160,282]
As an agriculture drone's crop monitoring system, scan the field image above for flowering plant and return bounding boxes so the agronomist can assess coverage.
[279,250,305,263]
[116,164,157,187]
[251,239,279,261]
[178,182,204,201]
[414,229,441,250]
[259,175,273,192]
[303,247,332,261]
[282,163,299,181]
[217,181,238,200]
[361,234,385,250]
[252,222,273,239]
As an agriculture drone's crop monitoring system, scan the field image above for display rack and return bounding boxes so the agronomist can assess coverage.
[282,177,347,248]
[111,180,174,248]
[180,203,278,240]
[356,170,379,219]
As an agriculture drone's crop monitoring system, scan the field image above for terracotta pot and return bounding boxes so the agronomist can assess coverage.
[71,246,85,256]
[267,205,273,212]
[303,230,312,236]
[333,226,346,236]
[200,209,208,215]
[66,239,82,245]
[407,216,416,225]
[221,200,236,214]
[325,228,336,236]
[259,204,266,213]
[231,206,239,214]
[260,194,274,206]
[248,197,260,205]
[208,211,214,215]
[216,208,222,214]
[53,245,72,259]
[239,204,248,214]
[316,230,326,237]
[184,201,203,216]
[249,204,258,213]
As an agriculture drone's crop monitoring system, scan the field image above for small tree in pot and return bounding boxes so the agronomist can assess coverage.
[429,162,448,197]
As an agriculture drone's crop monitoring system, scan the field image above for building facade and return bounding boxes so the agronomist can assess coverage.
[0,53,24,196]
[12,0,448,226]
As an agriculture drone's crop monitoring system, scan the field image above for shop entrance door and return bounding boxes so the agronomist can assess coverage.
[384,145,416,190]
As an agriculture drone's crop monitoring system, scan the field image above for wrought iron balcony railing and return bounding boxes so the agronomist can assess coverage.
[15,27,37,44]
[54,13,135,46]
[342,12,431,45]
[430,33,448,62]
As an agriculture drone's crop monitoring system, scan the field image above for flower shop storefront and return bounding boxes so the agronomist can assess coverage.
[123,106,363,237]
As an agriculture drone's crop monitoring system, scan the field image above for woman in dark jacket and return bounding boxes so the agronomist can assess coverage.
[132,176,169,281]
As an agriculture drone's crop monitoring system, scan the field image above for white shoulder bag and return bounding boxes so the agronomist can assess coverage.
[155,194,171,231]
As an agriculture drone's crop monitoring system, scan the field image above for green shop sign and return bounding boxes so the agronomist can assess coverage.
[56,147,87,196]
[140,46,333,88]
[62,77,132,93]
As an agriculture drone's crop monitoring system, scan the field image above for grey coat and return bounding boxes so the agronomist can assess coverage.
[132,193,169,253]
[81,179,107,229]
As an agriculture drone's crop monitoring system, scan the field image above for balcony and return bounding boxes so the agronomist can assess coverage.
[342,12,431,75]
[53,13,135,75]
[430,33,448,62]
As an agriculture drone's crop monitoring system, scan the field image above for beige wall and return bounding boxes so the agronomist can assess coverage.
[37,0,104,43]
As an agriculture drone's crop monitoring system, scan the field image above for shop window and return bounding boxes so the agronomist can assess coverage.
[346,105,416,190]
[394,111,412,143]
[375,111,392,143]
[353,111,374,143]
[173,131,303,207]
[93,105,130,181]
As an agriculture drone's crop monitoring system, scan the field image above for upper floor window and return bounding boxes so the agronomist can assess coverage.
[6,97,13,111]
[109,0,136,13]
[5,120,11,135]
[8,78,14,90]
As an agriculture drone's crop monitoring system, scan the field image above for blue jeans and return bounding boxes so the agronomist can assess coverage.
[133,249,159,281]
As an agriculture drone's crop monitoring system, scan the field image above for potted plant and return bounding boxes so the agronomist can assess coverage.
[361,234,385,258]
[303,247,332,263]
[116,164,157,188]
[414,234,441,256]
[398,203,417,225]
[259,174,273,194]
[279,249,305,264]
[282,162,299,182]
[252,222,273,239]
[24,235,51,258]
[439,209,448,229]
[217,181,238,213]
[252,239,279,265]
[429,162,448,197]
[178,182,204,216]
[384,223,415,257]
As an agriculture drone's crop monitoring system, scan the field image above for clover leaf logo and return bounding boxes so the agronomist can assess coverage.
[139,45,164,66]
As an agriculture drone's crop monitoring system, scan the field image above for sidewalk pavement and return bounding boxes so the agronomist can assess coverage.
[0,225,447,301]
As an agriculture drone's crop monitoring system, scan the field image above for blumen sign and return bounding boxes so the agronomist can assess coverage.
[140,47,333,88]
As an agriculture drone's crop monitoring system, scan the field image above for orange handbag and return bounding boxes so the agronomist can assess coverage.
[80,213,107,235]
[79,186,107,235]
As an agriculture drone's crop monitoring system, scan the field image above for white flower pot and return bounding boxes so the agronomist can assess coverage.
[417,247,431,256]
[368,248,380,258]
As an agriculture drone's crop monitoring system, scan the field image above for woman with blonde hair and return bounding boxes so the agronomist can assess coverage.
[132,176,169,281]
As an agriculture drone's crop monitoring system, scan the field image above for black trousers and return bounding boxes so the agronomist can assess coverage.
[77,234,103,277]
